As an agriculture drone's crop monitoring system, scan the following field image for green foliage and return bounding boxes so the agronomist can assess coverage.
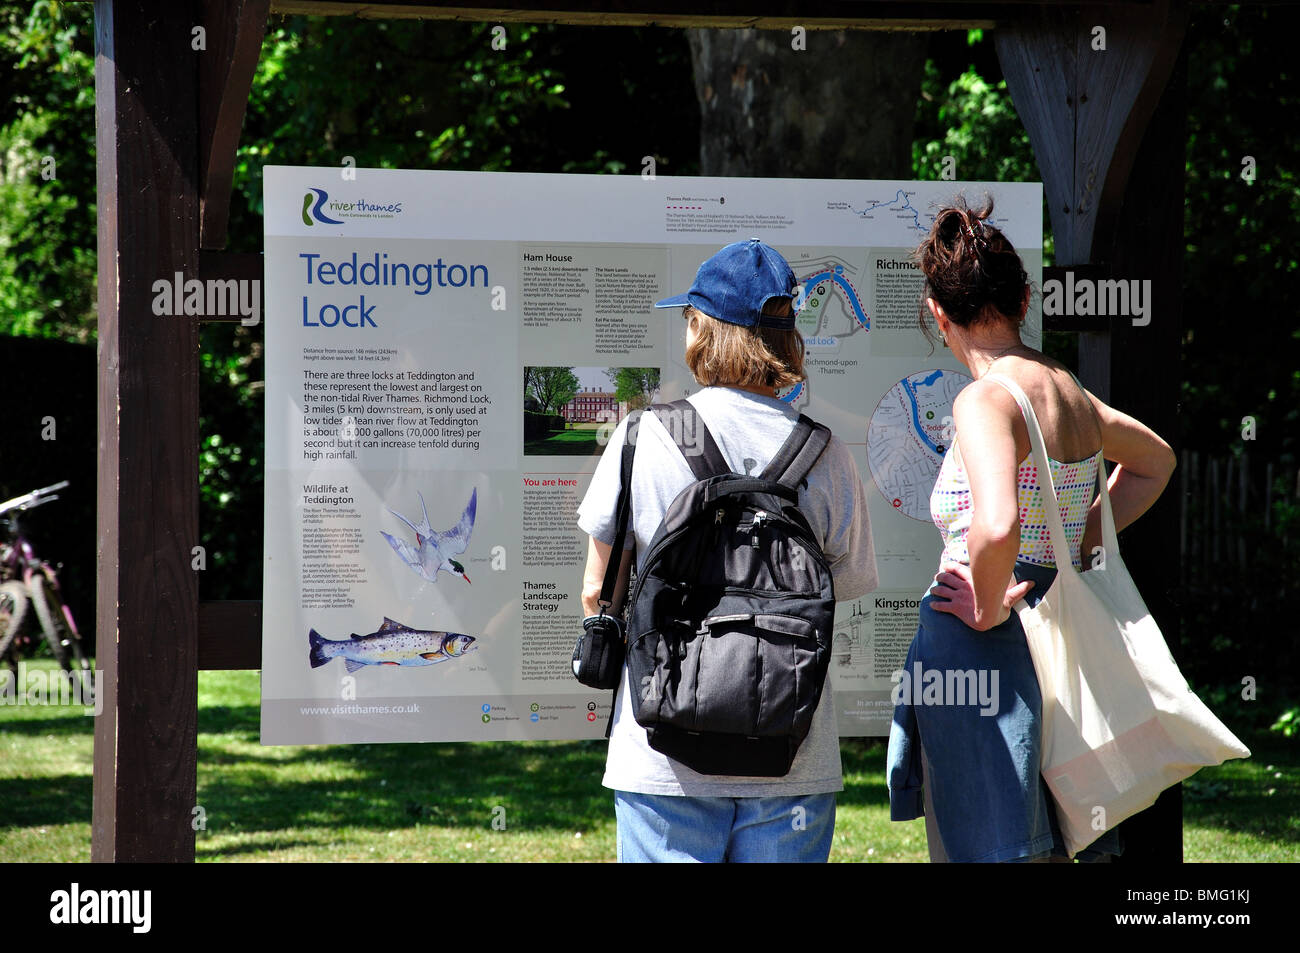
[1174,5,1300,706]
[0,2,96,342]
[227,19,697,245]
[1181,4,1300,464]
[909,37,1062,363]
[1271,705,1300,739]
[524,366,579,414]
[198,329,265,600]
[911,59,1039,187]
[606,367,660,408]
[910,47,1050,266]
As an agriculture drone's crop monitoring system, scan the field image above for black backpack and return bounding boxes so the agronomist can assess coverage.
[622,398,837,777]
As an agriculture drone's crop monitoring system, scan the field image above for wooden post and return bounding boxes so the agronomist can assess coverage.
[1099,34,1189,862]
[199,0,271,250]
[996,0,1190,861]
[93,0,201,862]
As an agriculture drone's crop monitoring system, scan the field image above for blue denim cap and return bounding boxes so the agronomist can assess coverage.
[653,238,798,329]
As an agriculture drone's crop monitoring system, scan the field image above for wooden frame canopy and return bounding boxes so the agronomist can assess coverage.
[93,0,1189,861]
[269,0,1150,29]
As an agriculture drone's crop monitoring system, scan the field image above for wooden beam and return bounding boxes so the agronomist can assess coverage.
[93,0,201,863]
[268,0,1149,30]
[1041,264,1111,332]
[199,0,271,250]
[199,601,262,669]
[994,0,1186,266]
[198,250,264,322]
[1097,21,1189,866]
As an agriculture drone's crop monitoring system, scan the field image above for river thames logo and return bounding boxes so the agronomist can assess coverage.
[302,187,404,226]
[302,188,344,226]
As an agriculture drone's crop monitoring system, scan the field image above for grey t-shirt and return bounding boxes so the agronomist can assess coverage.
[576,385,878,796]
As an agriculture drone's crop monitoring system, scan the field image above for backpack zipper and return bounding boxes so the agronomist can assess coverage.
[628,511,832,608]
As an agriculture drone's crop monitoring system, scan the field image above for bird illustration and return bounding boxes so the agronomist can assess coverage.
[380,488,476,584]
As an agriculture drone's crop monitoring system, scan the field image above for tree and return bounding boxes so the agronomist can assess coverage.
[525,366,579,414]
[606,367,660,409]
[0,2,96,342]
[685,29,927,178]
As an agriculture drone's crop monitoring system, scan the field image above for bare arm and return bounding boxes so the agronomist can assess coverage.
[931,382,1032,631]
[580,535,634,617]
[1078,391,1177,565]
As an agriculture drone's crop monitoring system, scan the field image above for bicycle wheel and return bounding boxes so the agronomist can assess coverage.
[31,575,96,706]
[0,580,29,661]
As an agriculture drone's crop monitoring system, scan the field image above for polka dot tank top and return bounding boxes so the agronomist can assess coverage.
[930,441,1100,571]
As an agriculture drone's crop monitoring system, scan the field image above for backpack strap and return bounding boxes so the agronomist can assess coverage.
[601,409,642,741]
[650,399,731,480]
[599,409,642,609]
[759,414,831,489]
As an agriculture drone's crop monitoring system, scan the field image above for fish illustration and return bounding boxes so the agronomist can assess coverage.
[381,488,476,584]
[308,618,478,673]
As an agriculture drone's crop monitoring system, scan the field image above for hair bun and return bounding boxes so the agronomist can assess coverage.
[912,194,1028,337]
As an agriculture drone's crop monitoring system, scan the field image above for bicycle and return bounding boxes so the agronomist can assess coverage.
[0,481,94,701]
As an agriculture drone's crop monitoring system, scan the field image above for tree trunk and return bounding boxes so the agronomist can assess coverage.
[687,29,929,178]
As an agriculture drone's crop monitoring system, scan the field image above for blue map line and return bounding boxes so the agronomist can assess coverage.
[777,380,804,405]
[901,373,945,454]
[850,189,925,231]
[799,270,869,331]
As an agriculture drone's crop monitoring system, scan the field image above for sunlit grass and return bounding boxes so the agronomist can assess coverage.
[0,663,1292,862]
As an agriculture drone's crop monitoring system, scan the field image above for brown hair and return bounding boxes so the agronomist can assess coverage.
[683,299,805,390]
[913,195,1030,344]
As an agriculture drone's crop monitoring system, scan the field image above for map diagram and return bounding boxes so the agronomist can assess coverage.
[847,189,929,233]
[866,368,972,521]
[778,255,868,407]
[795,259,869,336]
[834,188,1020,241]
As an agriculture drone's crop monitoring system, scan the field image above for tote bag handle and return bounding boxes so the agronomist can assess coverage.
[982,372,1119,574]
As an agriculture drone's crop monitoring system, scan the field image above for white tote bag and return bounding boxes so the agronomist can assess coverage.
[985,373,1250,858]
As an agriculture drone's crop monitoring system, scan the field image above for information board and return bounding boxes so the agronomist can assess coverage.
[261,167,1042,744]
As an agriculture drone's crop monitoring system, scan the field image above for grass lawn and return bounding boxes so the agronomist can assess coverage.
[524,422,605,457]
[0,661,1293,862]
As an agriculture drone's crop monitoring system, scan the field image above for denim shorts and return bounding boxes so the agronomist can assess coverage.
[887,559,1122,862]
[613,791,836,862]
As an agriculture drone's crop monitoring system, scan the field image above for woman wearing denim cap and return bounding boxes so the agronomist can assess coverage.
[576,239,878,862]
[886,197,1177,862]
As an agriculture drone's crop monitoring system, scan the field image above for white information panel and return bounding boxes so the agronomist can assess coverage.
[261,167,1042,744]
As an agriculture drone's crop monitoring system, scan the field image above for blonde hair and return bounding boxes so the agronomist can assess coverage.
[683,301,806,390]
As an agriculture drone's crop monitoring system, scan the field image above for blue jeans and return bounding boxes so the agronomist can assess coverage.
[887,559,1122,862]
[613,791,836,863]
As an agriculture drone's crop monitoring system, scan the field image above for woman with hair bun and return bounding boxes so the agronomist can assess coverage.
[887,196,1177,862]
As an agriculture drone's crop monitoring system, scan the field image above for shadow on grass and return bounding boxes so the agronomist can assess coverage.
[0,775,92,828]
[195,837,325,858]
[839,737,891,809]
[193,705,613,842]
[1181,734,1300,844]
[0,713,99,736]
[8,696,1292,856]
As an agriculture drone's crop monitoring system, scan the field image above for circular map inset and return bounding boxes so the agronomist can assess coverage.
[867,369,972,521]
